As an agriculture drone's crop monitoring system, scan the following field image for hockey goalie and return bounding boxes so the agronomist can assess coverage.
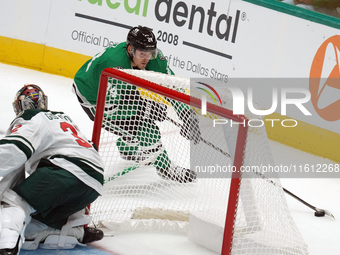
[0,84,104,254]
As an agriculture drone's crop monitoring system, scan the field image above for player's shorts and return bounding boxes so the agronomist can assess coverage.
[13,159,99,229]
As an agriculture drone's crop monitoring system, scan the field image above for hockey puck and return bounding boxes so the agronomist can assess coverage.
[314,210,325,217]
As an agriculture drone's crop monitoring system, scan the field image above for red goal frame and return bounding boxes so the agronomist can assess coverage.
[91,67,249,255]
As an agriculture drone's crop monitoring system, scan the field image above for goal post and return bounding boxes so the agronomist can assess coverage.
[90,67,308,255]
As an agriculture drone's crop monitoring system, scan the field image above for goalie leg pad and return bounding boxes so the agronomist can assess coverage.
[24,227,104,250]
[22,209,91,250]
[23,235,84,250]
[22,226,85,250]
[39,234,85,250]
[0,190,34,251]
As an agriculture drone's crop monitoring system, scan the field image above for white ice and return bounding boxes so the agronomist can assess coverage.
[0,63,339,255]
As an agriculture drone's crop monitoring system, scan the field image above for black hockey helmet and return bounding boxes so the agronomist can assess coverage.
[127,26,157,59]
[13,84,48,116]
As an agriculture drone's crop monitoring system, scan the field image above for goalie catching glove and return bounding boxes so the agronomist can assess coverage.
[139,98,167,122]
[179,109,201,145]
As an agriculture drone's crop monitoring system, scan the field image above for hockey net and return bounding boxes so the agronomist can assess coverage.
[90,68,308,255]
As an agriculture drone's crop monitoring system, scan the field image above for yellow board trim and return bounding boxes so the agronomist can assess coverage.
[0,36,90,78]
[0,36,339,163]
[265,113,340,163]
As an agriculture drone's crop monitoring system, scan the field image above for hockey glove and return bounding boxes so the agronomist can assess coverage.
[140,99,167,122]
[179,109,201,145]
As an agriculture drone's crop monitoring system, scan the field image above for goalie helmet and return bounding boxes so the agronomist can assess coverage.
[127,26,157,59]
[13,84,48,116]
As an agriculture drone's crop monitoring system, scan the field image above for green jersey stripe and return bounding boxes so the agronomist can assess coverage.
[50,154,104,184]
[0,139,33,159]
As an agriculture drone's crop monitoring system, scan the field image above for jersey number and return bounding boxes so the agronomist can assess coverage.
[60,122,92,148]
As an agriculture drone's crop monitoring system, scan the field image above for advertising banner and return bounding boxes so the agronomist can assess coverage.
[0,0,339,136]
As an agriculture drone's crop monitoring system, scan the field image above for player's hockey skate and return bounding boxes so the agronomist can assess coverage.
[157,165,197,183]
[81,227,104,244]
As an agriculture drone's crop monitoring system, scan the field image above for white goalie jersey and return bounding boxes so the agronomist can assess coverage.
[0,109,104,194]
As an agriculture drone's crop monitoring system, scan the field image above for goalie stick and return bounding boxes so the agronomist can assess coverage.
[166,116,335,219]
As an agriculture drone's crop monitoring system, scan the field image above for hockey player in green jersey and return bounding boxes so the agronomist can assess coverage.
[0,85,104,255]
[73,26,201,183]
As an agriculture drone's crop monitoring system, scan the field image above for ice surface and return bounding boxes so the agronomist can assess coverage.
[0,63,339,255]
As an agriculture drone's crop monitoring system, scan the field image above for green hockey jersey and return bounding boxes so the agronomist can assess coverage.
[75,43,172,100]
[73,42,188,120]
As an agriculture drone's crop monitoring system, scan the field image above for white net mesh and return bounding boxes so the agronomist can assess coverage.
[90,69,308,255]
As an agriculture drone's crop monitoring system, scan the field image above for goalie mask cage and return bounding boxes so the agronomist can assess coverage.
[90,68,308,255]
